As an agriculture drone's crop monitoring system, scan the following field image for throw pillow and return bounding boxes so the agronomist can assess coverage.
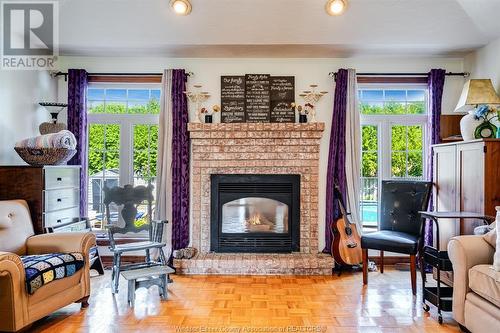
[483,221,496,248]
[493,208,500,271]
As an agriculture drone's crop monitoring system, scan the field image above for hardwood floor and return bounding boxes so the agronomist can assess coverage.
[29,269,460,332]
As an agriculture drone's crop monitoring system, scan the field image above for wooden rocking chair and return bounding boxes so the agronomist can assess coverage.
[103,184,169,293]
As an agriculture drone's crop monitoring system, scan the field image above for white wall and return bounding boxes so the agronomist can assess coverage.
[464,37,500,91]
[0,71,56,164]
[57,56,465,251]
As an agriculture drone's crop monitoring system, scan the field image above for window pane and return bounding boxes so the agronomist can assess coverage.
[88,124,104,150]
[384,102,407,115]
[407,90,425,101]
[391,152,407,177]
[360,102,384,115]
[147,99,160,114]
[362,152,378,177]
[407,101,425,114]
[104,125,120,151]
[391,125,407,151]
[362,125,378,151]
[88,151,104,177]
[105,101,127,114]
[88,100,104,113]
[88,124,120,231]
[385,90,405,101]
[133,125,158,182]
[128,101,148,114]
[150,89,161,101]
[407,125,423,150]
[360,88,427,115]
[361,90,383,101]
[88,89,104,100]
[128,89,149,100]
[360,181,378,227]
[106,89,127,100]
[133,124,149,150]
[408,152,423,177]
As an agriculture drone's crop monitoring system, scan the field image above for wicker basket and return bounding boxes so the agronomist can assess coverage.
[14,147,77,166]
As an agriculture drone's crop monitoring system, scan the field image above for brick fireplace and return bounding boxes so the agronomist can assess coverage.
[173,122,334,274]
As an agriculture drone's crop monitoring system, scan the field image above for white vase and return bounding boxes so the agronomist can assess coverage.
[460,111,482,141]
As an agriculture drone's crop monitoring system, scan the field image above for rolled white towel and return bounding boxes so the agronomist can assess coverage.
[15,130,77,150]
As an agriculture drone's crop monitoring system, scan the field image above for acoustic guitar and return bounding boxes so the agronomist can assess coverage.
[330,185,363,266]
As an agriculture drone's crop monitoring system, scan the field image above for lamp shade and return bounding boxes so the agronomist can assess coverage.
[454,79,500,113]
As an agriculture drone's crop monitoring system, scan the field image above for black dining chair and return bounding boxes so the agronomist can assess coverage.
[361,180,432,295]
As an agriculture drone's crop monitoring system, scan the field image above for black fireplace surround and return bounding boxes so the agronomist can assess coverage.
[210,174,300,253]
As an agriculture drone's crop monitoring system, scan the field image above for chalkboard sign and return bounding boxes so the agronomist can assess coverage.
[221,100,246,123]
[270,76,295,101]
[270,101,295,123]
[221,76,245,100]
[245,74,271,123]
[221,76,246,123]
[270,76,295,123]
[220,74,296,123]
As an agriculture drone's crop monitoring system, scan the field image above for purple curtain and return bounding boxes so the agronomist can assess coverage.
[424,69,446,247]
[323,69,348,254]
[171,69,190,251]
[67,69,88,217]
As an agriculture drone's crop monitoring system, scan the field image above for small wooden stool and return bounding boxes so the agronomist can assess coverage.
[121,266,175,306]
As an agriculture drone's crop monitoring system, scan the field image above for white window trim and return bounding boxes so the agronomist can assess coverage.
[359,83,429,228]
[87,83,160,186]
[87,113,159,186]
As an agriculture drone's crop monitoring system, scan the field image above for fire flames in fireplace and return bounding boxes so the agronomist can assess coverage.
[245,213,275,232]
[246,213,263,225]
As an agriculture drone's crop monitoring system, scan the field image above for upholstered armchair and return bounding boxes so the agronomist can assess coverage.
[0,200,95,332]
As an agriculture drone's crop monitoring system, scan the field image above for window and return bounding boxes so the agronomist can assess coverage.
[87,84,161,231]
[359,86,428,229]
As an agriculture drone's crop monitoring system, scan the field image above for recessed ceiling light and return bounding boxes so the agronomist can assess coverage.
[170,0,192,16]
[326,0,347,16]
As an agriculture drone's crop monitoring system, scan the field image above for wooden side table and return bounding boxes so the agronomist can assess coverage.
[121,266,175,306]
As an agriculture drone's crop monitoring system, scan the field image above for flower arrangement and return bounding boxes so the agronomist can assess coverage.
[200,104,220,115]
[200,105,220,123]
[290,102,306,115]
[290,102,309,123]
[472,104,499,139]
[304,103,315,115]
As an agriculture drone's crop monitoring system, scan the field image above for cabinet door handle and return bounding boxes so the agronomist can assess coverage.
[57,198,62,202]
[57,177,62,181]
[57,219,62,223]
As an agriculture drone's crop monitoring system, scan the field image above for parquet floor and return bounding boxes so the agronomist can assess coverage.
[29,269,460,332]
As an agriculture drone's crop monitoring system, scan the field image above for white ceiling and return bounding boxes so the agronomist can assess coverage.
[58,0,500,57]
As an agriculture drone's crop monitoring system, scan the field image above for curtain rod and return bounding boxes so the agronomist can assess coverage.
[328,71,469,79]
[52,71,193,81]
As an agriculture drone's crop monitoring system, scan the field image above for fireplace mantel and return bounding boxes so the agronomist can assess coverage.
[176,122,332,274]
[188,122,324,134]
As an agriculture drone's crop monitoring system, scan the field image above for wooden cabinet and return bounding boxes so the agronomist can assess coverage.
[432,139,500,248]
[0,165,81,234]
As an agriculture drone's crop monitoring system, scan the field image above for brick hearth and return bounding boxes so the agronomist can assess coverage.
[173,122,333,275]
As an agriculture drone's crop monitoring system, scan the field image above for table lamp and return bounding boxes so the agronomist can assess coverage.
[454,79,500,140]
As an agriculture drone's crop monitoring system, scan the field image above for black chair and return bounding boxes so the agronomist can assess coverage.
[361,180,432,295]
[103,184,169,294]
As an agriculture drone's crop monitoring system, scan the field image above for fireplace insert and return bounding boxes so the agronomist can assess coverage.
[210,174,300,253]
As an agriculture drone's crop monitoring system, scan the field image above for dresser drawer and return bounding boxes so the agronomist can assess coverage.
[44,167,79,189]
[44,188,79,212]
[44,207,80,227]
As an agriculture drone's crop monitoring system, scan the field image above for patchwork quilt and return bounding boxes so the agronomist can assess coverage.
[21,252,84,294]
